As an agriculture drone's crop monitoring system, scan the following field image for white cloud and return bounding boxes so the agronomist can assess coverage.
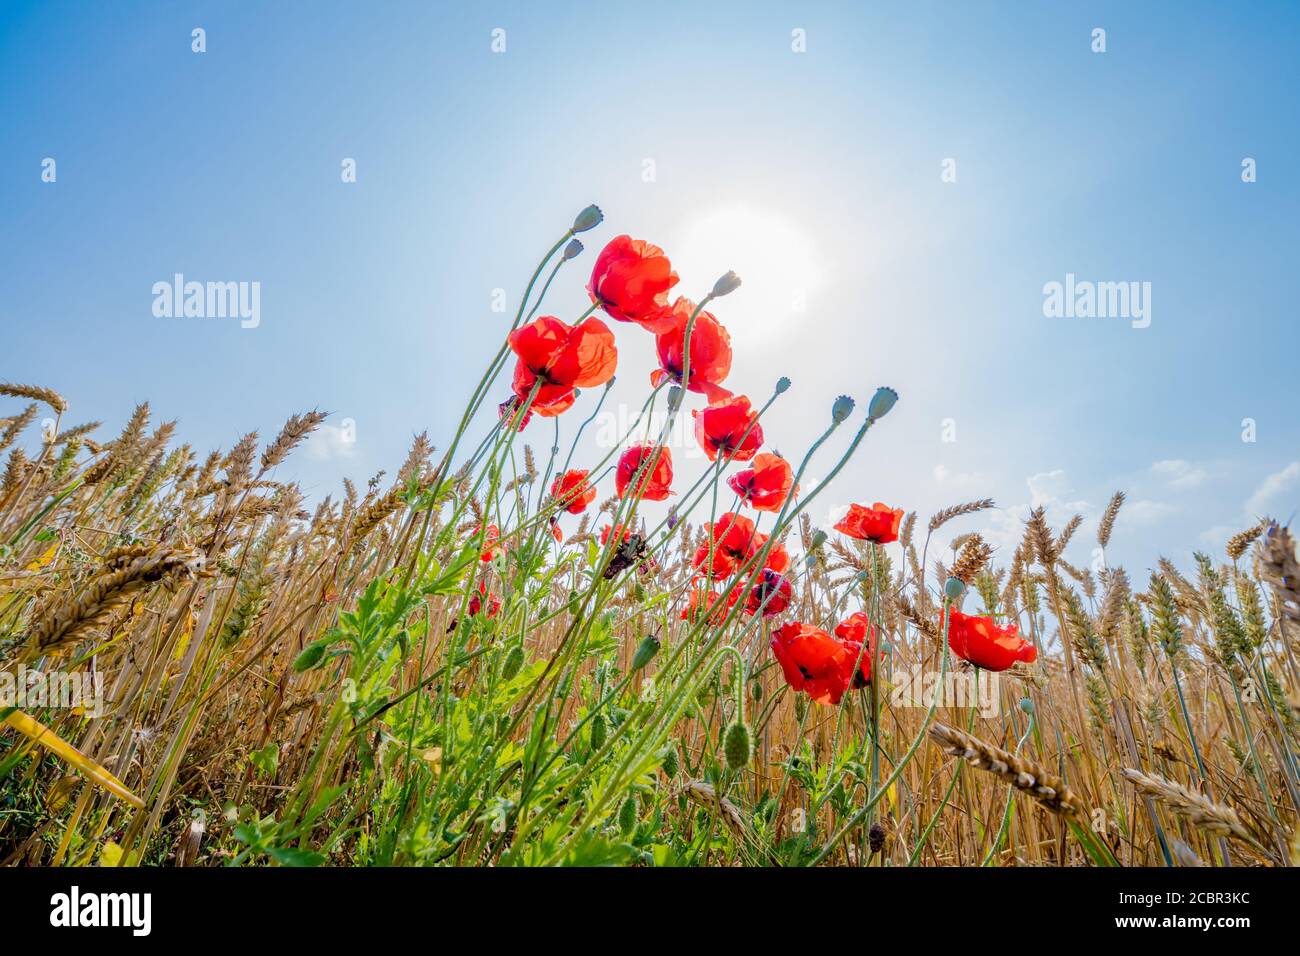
[933,464,984,488]
[1198,525,1234,549]
[1124,498,1176,526]
[305,424,358,462]
[1149,459,1207,490]
[1245,461,1300,517]
[1027,469,1070,506]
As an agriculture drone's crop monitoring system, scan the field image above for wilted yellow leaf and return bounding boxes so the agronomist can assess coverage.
[25,543,59,572]
[421,747,443,777]
[173,612,195,661]
[99,841,123,867]
[3,710,144,809]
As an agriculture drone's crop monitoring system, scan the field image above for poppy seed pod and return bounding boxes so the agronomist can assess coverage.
[944,576,967,602]
[868,386,898,421]
[292,639,328,672]
[724,720,752,771]
[563,238,584,260]
[632,633,661,670]
[775,376,792,394]
[618,794,638,835]
[660,744,679,779]
[571,204,604,233]
[832,395,855,423]
[711,270,742,298]
[501,644,524,681]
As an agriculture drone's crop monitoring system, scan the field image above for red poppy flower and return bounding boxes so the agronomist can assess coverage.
[588,235,679,332]
[549,518,563,543]
[753,535,791,575]
[508,315,617,416]
[692,511,757,579]
[946,608,1037,671]
[475,523,500,562]
[550,468,596,515]
[599,524,632,545]
[746,569,793,617]
[681,582,741,625]
[691,512,789,580]
[834,611,878,686]
[693,395,764,463]
[498,396,532,431]
[468,581,500,618]
[834,502,904,544]
[728,452,797,512]
[770,622,862,706]
[649,298,733,402]
[615,443,673,501]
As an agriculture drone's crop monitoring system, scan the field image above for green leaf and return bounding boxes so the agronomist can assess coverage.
[268,846,325,867]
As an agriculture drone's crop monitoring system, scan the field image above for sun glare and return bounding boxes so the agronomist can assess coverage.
[673,204,822,344]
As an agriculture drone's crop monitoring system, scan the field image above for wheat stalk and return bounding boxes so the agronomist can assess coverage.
[1120,768,1253,843]
[929,722,1085,817]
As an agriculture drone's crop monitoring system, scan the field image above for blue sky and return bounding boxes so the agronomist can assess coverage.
[3,1,1297,576]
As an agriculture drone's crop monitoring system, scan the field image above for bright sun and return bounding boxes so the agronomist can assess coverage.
[672,204,822,345]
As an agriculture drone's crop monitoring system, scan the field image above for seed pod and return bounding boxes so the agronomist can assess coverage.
[618,794,638,836]
[501,644,524,681]
[571,204,603,233]
[724,721,752,771]
[292,639,329,672]
[631,633,661,671]
[660,744,679,779]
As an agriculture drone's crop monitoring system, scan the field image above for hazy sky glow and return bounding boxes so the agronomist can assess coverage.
[3,1,1298,579]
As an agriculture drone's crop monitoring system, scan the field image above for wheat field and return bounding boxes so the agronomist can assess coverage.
[2,210,1298,868]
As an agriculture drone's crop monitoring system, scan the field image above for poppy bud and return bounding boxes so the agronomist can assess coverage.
[502,644,524,681]
[660,743,679,779]
[944,576,967,602]
[667,385,683,411]
[711,270,742,298]
[869,822,887,854]
[810,529,828,551]
[563,238,585,260]
[590,712,607,751]
[292,639,329,672]
[618,793,638,835]
[868,386,898,421]
[794,694,808,723]
[571,204,603,233]
[631,633,661,670]
[775,376,792,394]
[751,680,763,702]
[832,395,855,423]
[724,720,752,771]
